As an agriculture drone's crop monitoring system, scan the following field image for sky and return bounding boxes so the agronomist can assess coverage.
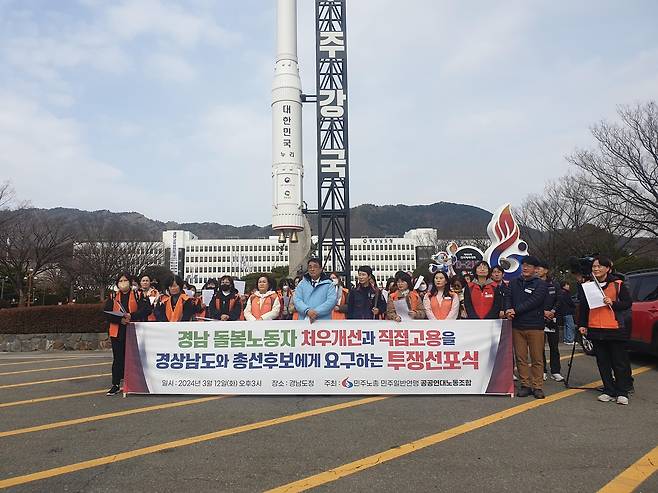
[1,0,657,226]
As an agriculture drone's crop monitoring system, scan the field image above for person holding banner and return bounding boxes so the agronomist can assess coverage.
[104,272,150,396]
[423,271,459,320]
[293,258,337,322]
[347,266,386,319]
[463,261,502,320]
[578,257,633,405]
[505,256,548,399]
[244,275,281,321]
[153,275,198,322]
[207,275,243,321]
[386,271,426,321]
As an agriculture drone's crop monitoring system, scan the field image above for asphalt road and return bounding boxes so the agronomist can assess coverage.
[0,347,656,492]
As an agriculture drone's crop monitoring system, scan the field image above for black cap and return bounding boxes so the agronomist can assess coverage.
[537,259,550,269]
[521,255,541,267]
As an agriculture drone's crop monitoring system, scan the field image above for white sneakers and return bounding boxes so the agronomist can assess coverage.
[543,373,548,381]
[551,373,565,382]
[598,393,629,405]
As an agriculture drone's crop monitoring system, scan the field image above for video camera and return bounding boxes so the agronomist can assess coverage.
[567,255,596,277]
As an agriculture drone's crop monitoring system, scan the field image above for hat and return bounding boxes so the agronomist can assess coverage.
[537,259,550,270]
[521,255,540,267]
[358,265,373,277]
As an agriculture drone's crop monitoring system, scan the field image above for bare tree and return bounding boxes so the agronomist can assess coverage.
[568,101,658,238]
[0,210,73,305]
[74,221,163,300]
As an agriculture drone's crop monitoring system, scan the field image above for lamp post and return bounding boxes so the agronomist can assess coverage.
[26,269,34,308]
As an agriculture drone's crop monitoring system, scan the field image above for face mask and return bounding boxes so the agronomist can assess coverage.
[282,285,289,291]
[331,279,339,286]
[419,283,427,291]
[118,281,130,290]
[221,284,230,292]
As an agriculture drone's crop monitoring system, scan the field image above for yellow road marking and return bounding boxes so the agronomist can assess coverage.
[0,390,107,408]
[266,365,654,493]
[0,356,110,367]
[0,362,110,376]
[0,396,390,489]
[0,373,111,389]
[0,395,229,438]
[598,444,658,493]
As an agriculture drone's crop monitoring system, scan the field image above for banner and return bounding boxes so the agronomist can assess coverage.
[124,320,513,395]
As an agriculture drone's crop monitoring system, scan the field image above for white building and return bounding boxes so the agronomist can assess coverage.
[162,229,425,288]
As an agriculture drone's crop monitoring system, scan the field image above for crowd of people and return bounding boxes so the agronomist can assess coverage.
[104,256,634,407]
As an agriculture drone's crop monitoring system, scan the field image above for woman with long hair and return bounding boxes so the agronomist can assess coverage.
[423,271,459,320]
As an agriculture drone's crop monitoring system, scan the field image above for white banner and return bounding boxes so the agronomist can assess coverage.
[124,320,513,395]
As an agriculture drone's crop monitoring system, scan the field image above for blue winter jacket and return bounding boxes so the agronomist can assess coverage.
[293,273,337,320]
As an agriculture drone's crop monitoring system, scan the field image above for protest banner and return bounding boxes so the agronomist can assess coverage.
[124,320,513,395]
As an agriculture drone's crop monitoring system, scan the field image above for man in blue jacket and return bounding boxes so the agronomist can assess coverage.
[505,256,548,399]
[293,258,338,322]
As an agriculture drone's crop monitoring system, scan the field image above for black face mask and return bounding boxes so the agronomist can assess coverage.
[221,284,231,291]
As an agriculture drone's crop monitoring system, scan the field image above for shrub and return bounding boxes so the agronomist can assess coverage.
[0,304,107,334]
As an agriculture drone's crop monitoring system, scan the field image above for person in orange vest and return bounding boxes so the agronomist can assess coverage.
[385,271,426,321]
[207,275,243,321]
[138,273,159,321]
[103,272,149,396]
[153,275,198,322]
[329,272,349,320]
[245,275,281,320]
[578,256,633,405]
[462,261,502,319]
[277,278,295,320]
[423,271,459,320]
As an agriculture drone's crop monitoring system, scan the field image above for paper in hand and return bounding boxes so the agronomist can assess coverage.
[581,281,606,309]
[234,280,246,295]
[393,299,412,321]
[183,289,195,298]
[104,310,126,317]
[202,289,214,306]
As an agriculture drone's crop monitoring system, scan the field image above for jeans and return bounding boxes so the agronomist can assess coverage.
[563,314,576,343]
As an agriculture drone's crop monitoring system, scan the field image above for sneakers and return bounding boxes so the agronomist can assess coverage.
[543,373,548,381]
[106,385,121,396]
[513,374,518,381]
[597,393,615,402]
[533,389,545,399]
[551,373,565,382]
[616,396,629,405]
[516,386,532,397]
[563,341,575,345]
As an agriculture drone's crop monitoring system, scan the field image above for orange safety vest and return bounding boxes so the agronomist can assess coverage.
[588,281,622,329]
[332,287,349,320]
[391,290,422,313]
[215,295,244,321]
[429,294,453,320]
[161,293,191,322]
[249,293,278,320]
[108,290,139,338]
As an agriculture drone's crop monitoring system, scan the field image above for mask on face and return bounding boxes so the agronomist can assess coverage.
[331,279,339,286]
[118,281,130,291]
[221,284,231,292]
[419,283,427,291]
[282,285,289,291]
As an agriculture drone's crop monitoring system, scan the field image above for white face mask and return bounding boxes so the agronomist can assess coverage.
[282,285,289,291]
[331,279,339,286]
[419,283,427,291]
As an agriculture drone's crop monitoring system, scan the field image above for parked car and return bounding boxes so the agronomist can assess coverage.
[624,269,658,356]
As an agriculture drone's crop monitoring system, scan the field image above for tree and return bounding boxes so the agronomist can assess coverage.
[73,220,164,300]
[568,101,658,238]
[0,210,73,306]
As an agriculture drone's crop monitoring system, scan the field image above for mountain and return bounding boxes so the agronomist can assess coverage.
[21,202,493,241]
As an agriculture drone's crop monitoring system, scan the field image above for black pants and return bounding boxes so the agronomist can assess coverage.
[592,339,632,398]
[110,325,126,386]
[543,328,561,374]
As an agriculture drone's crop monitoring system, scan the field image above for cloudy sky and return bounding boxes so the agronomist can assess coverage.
[1,0,657,226]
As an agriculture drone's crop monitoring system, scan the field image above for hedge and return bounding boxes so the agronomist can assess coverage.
[0,304,107,334]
